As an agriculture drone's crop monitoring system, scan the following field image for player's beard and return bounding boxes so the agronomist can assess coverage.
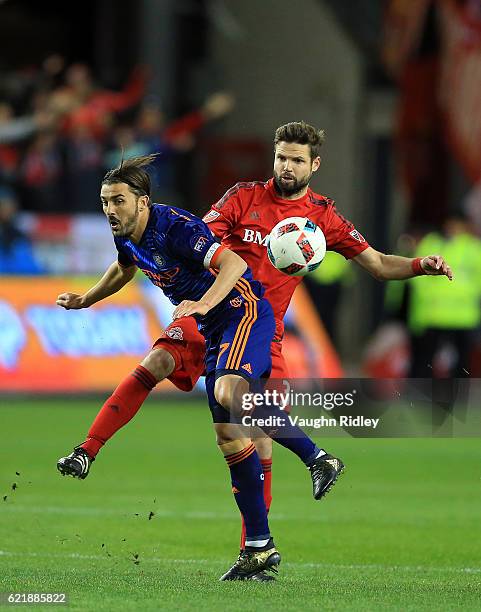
[109,205,139,238]
[274,171,312,198]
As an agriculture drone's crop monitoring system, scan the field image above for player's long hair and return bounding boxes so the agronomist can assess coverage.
[102,153,159,205]
[274,121,325,160]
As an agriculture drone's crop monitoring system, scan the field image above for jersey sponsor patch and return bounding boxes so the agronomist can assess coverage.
[230,296,243,308]
[349,229,365,243]
[164,326,184,340]
[242,228,269,245]
[202,210,221,224]
[194,236,208,252]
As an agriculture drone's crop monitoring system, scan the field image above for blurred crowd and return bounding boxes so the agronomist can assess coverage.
[361,214,481,378]
[0,54,234,213]
[2,43,480,378]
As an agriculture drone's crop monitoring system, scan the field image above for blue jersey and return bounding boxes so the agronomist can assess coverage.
[114,204,264,334]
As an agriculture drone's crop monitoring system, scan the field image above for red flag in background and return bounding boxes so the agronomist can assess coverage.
[382,0,449,227]
[382,0,434,78]
[439,0,481,183]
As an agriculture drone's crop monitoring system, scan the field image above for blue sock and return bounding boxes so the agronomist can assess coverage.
[252,403,323,465]
[226,444,270,547]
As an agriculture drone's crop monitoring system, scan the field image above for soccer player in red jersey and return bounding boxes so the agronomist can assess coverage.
[59,123,452,580]
[199,121,452,551]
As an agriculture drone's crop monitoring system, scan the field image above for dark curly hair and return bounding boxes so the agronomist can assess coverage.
[274,121,325,160]
[102,154,159,203]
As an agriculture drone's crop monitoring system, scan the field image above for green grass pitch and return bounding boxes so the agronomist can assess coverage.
[1,398,481,611]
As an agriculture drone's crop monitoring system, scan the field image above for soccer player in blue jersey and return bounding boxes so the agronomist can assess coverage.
[57,155,342,581]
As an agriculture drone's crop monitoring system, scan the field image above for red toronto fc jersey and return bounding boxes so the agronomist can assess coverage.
[202,178,370,340]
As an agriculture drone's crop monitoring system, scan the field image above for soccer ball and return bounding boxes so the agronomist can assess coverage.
[267,217,326,276]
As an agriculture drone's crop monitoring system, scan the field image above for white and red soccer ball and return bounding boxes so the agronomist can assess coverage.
[267,217,326,276]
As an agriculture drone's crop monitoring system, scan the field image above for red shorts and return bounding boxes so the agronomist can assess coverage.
[153,317,289,391]
[269,338,290,379]
[153,317,206,392]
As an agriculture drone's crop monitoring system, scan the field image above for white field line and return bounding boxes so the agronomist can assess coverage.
[0,550,480,575]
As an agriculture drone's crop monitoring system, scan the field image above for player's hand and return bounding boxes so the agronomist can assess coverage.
[56,292,86,310]
[421,255,454,280]
[173,300,210,319]
[202,92,235,120]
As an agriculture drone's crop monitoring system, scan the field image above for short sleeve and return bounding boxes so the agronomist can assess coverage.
[324,204,370,259]
[166,216,222,268]
[202,184,242,238]
[115,243,135,268]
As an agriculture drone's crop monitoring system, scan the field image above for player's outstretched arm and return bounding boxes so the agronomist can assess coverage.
[353,247,453,281]
[173,248,247,319]
[56,261,137,310]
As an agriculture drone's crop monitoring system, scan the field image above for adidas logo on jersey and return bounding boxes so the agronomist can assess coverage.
[241,363,252,374]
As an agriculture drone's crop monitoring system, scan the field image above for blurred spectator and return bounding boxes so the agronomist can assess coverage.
[0,102,20,187]
[382,0,447,228]
[408,213,481,377]
[134,91,235,202]
[0,187,43,274]
[104,124,150,170]
[0,55,234,213]
[0,98,58,166]
[19,130,63,212]
[0,101,42,144]
[463,180,481,236]
[0,54,66,113]
[65,124,105,212]
[53,63,147,141]
[364,231,422,378]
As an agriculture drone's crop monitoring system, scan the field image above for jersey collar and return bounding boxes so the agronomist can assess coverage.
[266,177,311,205]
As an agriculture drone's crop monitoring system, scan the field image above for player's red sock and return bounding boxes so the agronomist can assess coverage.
[80,365,157,458]
[240,457,272,549]
[261,458,273,510]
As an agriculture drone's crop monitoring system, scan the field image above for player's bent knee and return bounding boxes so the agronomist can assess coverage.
[141,348,175,381]
[254,435,273,460]
[214,422,241,444]
[214,423,251,453]
[215,423,237,446]
[214,375,248,415]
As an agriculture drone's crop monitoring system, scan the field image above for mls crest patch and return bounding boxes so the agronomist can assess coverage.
[202,210,221,224]
[349,229,365,243]
[153,253,164,267]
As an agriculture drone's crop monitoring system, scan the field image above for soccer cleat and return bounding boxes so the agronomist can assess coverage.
[247,571,276,582]
[219,541,281,581]
[308,453,344,500]
[57,447,93,479]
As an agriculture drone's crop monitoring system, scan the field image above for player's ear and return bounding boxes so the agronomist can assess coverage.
[138,195,149,211]
[312,156,321,173]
